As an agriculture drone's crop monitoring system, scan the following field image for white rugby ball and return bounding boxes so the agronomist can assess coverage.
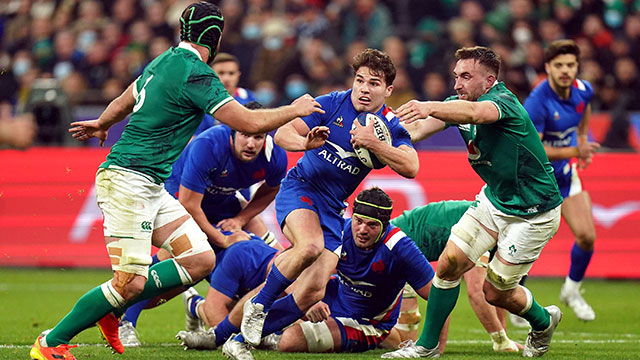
[351,112,392,169]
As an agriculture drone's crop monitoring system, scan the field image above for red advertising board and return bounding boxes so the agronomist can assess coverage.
[1,147,639,278]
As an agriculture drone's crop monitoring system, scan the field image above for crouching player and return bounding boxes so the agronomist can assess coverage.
[273,187,435,354]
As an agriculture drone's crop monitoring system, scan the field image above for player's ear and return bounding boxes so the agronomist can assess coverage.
[385,84,394,98]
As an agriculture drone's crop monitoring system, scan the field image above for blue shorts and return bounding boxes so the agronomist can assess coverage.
[555,163,582,199]
[275,172,345,253]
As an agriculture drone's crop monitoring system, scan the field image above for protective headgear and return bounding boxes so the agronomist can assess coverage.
[352,189,393,243]
[180,2,224,64]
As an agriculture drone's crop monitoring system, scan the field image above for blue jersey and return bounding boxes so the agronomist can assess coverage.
[164,125,287,224]
[524,78,594,178]
[194,87,258,137]
[209,238,278,300]
[329,221,434,331]
[294,90,413,209]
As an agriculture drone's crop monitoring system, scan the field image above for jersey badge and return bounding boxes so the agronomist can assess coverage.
[576,100,585,114]
[220,169,229,177]
[467,139,481,160]
[253,168,266,180]
[371,259,385,274]
[553,111,560,120]
[333,116,344,127]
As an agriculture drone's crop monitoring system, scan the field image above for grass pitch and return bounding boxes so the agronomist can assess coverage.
[1,268,639,359]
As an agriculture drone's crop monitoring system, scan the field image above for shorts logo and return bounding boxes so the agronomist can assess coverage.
[508,245,517,256]
[371,259,385,274]
[300,196,313,206]
[141,221,152,231]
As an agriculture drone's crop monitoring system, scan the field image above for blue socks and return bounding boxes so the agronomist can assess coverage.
[215,317,239,347]
[568,243,593,282]
[253,264,293,312]
[188,295,205,318]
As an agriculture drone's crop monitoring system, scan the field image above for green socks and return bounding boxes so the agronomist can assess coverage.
[521,299,550,331]
[416,283,461,349]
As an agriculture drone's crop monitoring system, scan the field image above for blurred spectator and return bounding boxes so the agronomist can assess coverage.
[145,1,174,42]
[342,0,393,50]
[421,72,449,101]
[253,80,279,107]
[386,68,417,110]
[614,57,640,110]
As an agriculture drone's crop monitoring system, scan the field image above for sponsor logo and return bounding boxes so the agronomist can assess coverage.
[526,205,539,213]
[141,221,152,231]
[220,169,229,177]
[333,116,344,127]
[319,141,361,175]
[151,270,162,288]
[338,271,375,298]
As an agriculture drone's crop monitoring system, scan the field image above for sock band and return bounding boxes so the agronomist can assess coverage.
[101,280,127,308]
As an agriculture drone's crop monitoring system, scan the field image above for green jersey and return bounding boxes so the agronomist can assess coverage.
[101,45,233,184]
[445,82,562,216]
[391,200,471,261]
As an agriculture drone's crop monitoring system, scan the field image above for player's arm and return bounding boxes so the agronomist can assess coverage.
[540,104,600,164]
[396,99,499,125]
[217,183,280,231]
[213,94,324,134]
[274,118,330,151]
[402,117,447,143]
[178,185,249,248]
[69,82,136,145]
[414,281,431,301]
[350,121,419,178]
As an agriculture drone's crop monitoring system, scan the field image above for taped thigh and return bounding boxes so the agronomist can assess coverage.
[299,321,334,353]
[107,238,152,277]
[450,214,497,264]
[485,256,533,291]
[160,217,210,260]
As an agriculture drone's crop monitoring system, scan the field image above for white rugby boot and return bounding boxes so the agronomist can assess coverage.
[523,305,562,357]
[381,340,440,358]
[222,335,255,360]
[240,296,266,346]
[118,320,141,348]
[176,328,217,350]
[559,278,595,321]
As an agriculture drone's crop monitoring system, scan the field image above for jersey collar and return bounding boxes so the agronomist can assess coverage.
[178,42,203,61]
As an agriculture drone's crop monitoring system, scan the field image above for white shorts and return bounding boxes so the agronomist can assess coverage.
[465,187,561,264]
[96,167,190,274]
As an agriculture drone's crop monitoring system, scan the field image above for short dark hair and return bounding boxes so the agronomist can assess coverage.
[352,48,396,86]
[544,39,580,63]
[455,46,501,76]
[212,52,239,66]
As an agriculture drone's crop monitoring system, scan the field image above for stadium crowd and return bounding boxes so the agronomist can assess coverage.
[1,0,640,115]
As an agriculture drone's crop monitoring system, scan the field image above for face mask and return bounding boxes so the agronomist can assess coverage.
[77,30,97,52]
[285,80,308,99]
[53,61,73,79]
[242,24,261,40]
[13,59,31,76]
[263,36,283,50]
[513,27,532,44]
[255,88,276,106]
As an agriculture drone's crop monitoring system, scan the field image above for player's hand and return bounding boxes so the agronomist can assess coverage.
[305,301,330,323]
[69,119,108,146]
[223,230,251,247]
[291,94,325,117]
[217,217,245,232]
[576,141,599,169]
[396,100,431,124]
[350,119,380,150]
[305,126,330,150]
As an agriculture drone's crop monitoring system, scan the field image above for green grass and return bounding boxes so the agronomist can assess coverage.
[1,268,639,359]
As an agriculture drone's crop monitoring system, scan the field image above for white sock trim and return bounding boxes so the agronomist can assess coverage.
[432,275,461,289]
[518,285,533,315]
[170,258,193,285]
[100,281,127,308]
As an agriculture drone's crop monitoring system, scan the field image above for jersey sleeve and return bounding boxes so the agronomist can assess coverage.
[579,79,595,104]
[388,117,414,149]
[479,90,522,123]
[395,239,434,291]
[179,138,221,194]
[523,90,548,134]
[182,68,234,116]
[264,145,288,187]
[301,93,335,129]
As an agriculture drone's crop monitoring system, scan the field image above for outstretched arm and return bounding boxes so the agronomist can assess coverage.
[274,118,330,152]
[214,94,325,134]
[401,117,447,143]
[69,82,136,145]
[396,99,500,125]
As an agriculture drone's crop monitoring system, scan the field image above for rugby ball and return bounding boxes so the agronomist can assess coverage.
[351,112,392,169]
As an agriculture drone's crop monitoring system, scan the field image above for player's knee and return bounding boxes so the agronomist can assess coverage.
[278,331,297,352]
[575,230,596,249]
[298,242,323,264]
[179,250,215,281]
[112,271,146,301]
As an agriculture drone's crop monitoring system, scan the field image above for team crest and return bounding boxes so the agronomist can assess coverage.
[553,111,560,120]
[467,139,481,160]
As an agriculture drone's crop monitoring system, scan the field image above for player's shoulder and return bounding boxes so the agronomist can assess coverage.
[379,225,412,252]
[262,134,288,163]
[572,78,594,97]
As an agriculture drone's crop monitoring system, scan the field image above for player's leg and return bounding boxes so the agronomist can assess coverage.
[279,318,342,352]
[464,255,520,352]
[559,189,596,321]
[392,285,421,344]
